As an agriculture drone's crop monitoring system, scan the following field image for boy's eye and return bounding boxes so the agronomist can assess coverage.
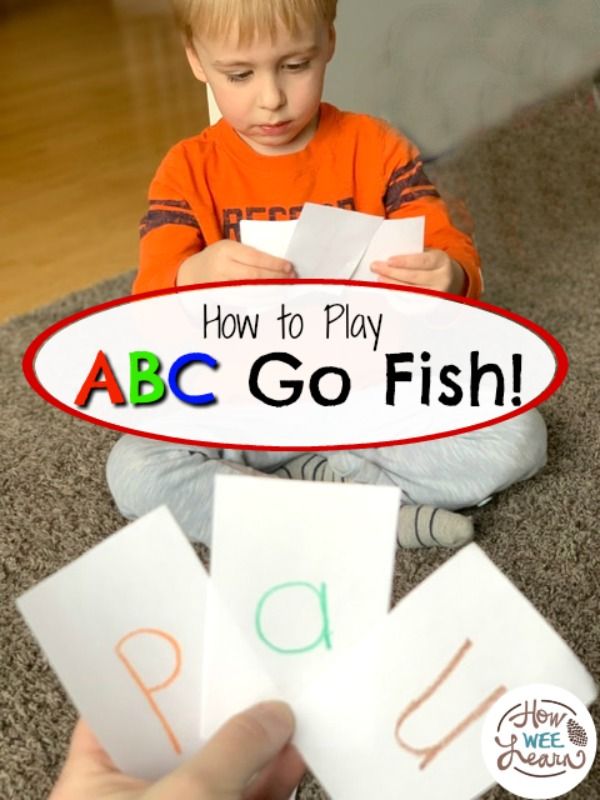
[226,71,252,83]
[284,60,310,72]
[224,61,310,82]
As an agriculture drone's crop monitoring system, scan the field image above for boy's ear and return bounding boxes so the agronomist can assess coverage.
[185,42,208,83]
[326,24,336,62]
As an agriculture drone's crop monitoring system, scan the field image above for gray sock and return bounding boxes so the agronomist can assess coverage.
[269,457,472,549]
[271,453,343,482]
[397,505,474,549]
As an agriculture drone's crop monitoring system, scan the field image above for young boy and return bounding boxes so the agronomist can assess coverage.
[107,0,546,548]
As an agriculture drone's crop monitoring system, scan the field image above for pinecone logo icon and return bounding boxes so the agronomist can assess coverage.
[483,686,596,796]
[567,718,588,747]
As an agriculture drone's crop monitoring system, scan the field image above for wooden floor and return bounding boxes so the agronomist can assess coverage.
[0,0,209,322]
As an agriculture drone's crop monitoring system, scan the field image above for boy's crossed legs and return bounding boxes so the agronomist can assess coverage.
[106,409,546,549]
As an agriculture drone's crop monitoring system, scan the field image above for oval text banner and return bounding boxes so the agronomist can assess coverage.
[23,281,567,450]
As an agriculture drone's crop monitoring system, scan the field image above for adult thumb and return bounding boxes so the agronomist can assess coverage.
[167,701,295,797]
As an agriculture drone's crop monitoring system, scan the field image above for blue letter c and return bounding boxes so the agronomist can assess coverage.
[168,352,218,405]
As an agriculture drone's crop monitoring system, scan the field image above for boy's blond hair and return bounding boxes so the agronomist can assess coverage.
[171,0,337,45]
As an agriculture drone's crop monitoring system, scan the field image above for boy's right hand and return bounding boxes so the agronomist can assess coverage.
[177,240,296,285]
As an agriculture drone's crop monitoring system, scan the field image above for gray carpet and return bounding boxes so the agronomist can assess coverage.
[2,80,599,799]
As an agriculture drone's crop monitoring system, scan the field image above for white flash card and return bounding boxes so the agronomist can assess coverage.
[352,216,425,281]
[285,202,383,278]
[201,475,400,737]
[240,219,297,259]
[293,544,597,800]
[17,507,208,781]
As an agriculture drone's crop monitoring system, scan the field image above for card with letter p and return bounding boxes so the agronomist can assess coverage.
[16,507,208,781]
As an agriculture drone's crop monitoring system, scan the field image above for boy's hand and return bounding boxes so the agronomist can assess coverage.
[370,248,466,295]
[177,240,296,286]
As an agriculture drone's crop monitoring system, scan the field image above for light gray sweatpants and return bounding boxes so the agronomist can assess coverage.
[106,409,547,545]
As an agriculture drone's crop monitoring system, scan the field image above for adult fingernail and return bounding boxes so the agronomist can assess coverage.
[250,701,294,742]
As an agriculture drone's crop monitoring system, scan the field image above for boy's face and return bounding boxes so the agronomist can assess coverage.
[186,20,335,155]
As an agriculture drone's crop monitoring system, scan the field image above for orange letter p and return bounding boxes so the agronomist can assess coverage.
[115,628,182,754]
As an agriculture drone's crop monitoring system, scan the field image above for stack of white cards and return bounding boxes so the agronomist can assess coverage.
[240,202,425,281]
[17,476,597,798]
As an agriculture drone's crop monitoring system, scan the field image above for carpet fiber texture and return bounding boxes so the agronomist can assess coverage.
[1,81,599,799]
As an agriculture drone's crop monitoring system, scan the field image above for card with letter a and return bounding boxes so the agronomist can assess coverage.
[16,507,208,781]
[201,474,400,737]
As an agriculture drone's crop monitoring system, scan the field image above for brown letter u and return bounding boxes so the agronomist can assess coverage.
[395,639,506,769]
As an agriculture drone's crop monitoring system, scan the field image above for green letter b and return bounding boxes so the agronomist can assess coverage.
[130,351,165,404]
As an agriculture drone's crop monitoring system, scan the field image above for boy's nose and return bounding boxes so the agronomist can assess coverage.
[257,76,286,111]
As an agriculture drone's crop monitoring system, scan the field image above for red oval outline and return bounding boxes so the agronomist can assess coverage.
[22,279,569,450]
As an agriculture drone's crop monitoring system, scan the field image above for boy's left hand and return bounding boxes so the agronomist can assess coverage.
[371,248,466,295]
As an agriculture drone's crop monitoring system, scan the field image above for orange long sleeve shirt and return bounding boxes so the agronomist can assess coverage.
[136,103,482,297]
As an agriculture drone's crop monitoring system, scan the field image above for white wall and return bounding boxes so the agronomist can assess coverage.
[324,0,600,156]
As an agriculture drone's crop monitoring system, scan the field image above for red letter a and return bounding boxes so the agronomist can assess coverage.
[74,350,126,407]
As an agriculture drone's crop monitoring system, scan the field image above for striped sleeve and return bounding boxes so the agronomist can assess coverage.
[381,127,482,299]
[383,156,441,215]
[139,198,202,239]
[134,149,207,295]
